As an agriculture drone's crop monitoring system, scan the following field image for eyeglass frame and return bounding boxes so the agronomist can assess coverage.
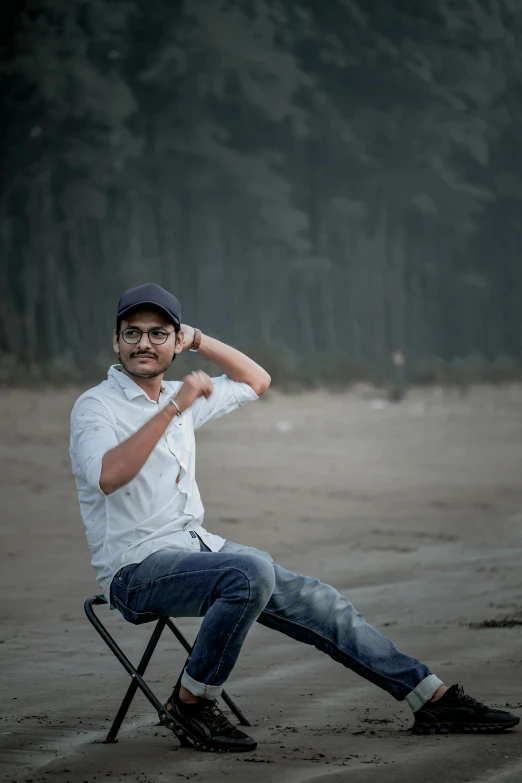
[117,326,179,345]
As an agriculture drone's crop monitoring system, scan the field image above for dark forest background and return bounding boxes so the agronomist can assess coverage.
[1,0,522,387]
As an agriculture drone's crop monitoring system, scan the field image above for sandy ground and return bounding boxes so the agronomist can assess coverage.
[1,383,522,783]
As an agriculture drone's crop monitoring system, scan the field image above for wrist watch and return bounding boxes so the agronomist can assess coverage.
[189,328,202,353]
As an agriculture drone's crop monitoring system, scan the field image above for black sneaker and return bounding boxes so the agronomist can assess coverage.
[158,686,257,752]
[413,684,520,734]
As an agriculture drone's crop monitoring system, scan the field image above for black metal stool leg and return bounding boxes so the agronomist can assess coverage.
[105,617,168,742]
[165,619,253,727]
[84,599,164,722]
[166,618,194,654]
[220,690,253,727]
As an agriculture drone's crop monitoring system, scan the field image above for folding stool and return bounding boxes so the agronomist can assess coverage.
[84,594,252,743]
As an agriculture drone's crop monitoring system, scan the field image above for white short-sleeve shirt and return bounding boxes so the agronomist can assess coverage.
[69,365,258,600]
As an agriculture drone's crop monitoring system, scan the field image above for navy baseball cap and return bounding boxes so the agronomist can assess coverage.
[117,283,181,326]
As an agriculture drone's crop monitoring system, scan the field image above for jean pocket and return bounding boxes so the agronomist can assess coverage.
[114,562,147,591]
[111,582,158,625]
[111,592,159,626]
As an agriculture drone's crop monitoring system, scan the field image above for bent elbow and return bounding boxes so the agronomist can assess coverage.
[99,468,119,496]
[99,478,114,496]
[252,372,271,397]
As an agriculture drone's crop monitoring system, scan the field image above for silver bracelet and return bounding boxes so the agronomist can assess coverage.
[169,396,182,416]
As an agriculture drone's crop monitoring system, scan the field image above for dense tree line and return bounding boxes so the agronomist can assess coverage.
[1,0,521,384]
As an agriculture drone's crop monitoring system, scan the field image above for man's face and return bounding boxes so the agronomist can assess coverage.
[113,309,183,379]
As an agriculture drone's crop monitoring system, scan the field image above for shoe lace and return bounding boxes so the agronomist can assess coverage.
[453,685,486,710]
[199,700,233,731]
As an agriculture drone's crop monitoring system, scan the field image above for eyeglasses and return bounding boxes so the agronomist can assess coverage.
[119,327,176,345]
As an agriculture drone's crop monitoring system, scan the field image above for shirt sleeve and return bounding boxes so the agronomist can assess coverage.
[70,395,119,493]
[191,374,258,431]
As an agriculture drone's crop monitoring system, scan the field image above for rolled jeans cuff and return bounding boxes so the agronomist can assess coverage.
[406,674,445,712]
[181,669,224,699]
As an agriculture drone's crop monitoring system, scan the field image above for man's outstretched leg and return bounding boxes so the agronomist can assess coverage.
[221,541,520,734]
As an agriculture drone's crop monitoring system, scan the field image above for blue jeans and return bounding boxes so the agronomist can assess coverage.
[110,539,443,712]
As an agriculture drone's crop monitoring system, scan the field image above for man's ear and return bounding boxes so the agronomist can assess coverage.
[112,329,119,354]
[173,330,184,355]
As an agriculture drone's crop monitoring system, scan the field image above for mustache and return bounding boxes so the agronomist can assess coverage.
[131,351,157,358]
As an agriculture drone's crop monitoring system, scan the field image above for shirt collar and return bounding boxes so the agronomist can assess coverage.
[108,364,168,402]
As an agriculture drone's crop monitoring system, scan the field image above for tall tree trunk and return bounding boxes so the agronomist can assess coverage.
[41,167,60,362]
[0,198,20,357]
[298,280,316,355]
[25,182,42,367]
[319,268,337,352]
[389,221,406,355]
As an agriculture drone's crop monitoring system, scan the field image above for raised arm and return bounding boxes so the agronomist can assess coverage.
[180,325,271,397]
[99,372,213,495]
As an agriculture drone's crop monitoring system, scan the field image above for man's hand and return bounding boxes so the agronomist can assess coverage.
[180,324,195,351]
[179,324,271,396]
[174,371,214,412]
[99,374,212,495]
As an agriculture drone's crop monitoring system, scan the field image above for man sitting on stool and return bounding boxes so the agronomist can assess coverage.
[70,283,519,753]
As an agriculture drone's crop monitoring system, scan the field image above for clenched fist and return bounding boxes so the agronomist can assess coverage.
[173,370,214,412]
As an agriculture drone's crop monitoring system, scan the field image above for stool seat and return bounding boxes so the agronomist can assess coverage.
[84,595,251,744]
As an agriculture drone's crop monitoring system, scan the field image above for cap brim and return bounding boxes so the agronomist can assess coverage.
[118,301,180,326]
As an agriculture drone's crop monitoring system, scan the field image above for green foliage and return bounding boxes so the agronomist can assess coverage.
[409,355,522,388]
[1,0,522,383]
[292,355,387,390]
